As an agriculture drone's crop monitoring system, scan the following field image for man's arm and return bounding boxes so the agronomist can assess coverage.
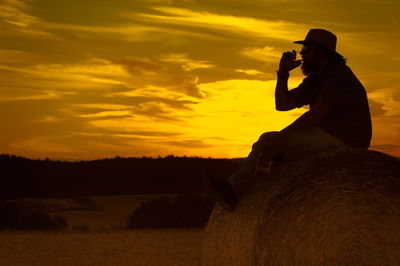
[275,51,302,111]
[275,72,298,111]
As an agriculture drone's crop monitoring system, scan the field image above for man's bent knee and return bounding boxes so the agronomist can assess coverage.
[252,131,280,151]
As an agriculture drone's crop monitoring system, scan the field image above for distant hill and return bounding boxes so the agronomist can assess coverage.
[0,154,244,199]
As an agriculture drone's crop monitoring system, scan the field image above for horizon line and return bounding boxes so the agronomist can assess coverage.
[0,153,246,162]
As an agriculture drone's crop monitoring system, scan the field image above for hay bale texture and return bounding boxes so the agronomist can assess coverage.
[203,147,400,265]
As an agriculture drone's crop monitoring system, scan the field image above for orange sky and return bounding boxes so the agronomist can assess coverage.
[0,0,399,159]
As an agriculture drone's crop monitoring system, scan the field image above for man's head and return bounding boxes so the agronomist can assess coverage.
[295,29,346,76]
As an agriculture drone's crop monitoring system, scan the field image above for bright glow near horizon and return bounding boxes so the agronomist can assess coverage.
[0,0,399,159]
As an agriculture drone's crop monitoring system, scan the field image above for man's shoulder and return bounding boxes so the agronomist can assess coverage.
[323,63,361,87]
[324,63,351,79]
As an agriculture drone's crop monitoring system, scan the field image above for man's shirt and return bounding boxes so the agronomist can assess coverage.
[289,63,372,149]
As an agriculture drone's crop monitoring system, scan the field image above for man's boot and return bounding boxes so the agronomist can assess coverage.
[202,170,237,212]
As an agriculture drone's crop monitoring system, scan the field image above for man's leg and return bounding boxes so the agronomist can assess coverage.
[227,128,343,197]
[281,127,344,161]
[203,131,282,212]
[203,128,343,211]
[228,131,282,198]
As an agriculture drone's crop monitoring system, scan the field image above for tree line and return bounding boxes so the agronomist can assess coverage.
[1,154,243,199]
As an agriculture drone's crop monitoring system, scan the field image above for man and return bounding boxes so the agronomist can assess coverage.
[203,29,372,212]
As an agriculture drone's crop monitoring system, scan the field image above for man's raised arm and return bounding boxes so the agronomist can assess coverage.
[275,51,302,111]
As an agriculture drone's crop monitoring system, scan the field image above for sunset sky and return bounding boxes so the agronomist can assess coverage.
[0,0,399,160]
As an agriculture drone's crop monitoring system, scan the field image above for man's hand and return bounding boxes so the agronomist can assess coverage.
[278,50,302,73]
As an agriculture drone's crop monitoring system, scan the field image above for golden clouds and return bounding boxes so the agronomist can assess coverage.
[241,46,281,62]
[0,0,38,27]
[80,110,132,119]
[37,59,130,77]
[0,49,35,63]
[369,87,400,117]
[0,0,399,159]
[137,6,308,41]
[0,0,52,37]
[33,59,130,88]
[0,91,71,102]
[0,49,206,158]
[115,57,204,98]
[0,58,129,95]
[0,55,203,97]
[160,53,215,71]
[235,69,264,76]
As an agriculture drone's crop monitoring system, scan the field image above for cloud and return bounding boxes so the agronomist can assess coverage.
[0,55,205,99]
[0,92,198,159]
[0,51,204,154]
[368,87,400,118]
[361,72,400,93]
[0,49,37,63]
[79,110,132,119]
[64,92,196,124]
[89,129,183,138]
[134,6,309,41]
[44,22,209,42]
[0,91,73,102]
[37,58,130,77]
[114,57,205,98]
[0,0,53,36]
[241,46,282,62]
[0,0,39,27]
[368,99,387,117]
[0,3,221,42]
[31,18,225,44]
[160,53,215,71]
[0,60,130,93]
[160,139,212,148]
[235,69,265,77]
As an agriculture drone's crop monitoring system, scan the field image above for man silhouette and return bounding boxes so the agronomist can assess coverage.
[203,29,372,212]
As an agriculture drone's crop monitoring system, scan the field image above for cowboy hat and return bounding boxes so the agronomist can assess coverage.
[294,29,337,52]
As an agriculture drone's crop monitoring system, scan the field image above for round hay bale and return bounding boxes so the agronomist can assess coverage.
[203,147,400,265]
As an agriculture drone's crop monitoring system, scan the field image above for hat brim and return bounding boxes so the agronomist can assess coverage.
[293,40,341,55]
[294,40,323,47]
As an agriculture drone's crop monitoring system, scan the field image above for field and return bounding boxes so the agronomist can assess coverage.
[9,194,184,231]
[1,195,207,265]
[0,229,204,266]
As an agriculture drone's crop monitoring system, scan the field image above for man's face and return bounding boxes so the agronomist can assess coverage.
[300,44,320,76]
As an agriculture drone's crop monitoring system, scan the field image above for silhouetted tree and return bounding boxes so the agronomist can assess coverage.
[0,201,67,231]
[127,194,215,229]
[0,154,243,198]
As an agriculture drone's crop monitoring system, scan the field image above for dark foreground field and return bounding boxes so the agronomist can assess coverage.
[0,229,204,266]
[1,194,207,265]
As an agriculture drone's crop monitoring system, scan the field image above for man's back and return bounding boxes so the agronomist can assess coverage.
[291,63,372,148]
[317,64,372,148]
